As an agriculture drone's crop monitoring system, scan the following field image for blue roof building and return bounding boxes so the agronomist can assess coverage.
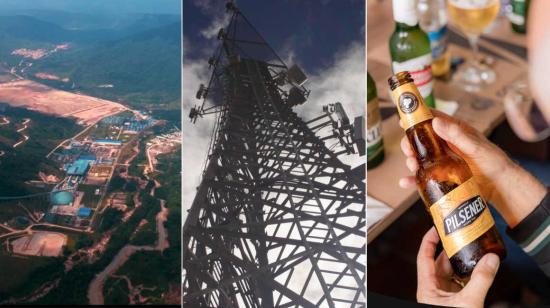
[66,159,90,176]
[77,207,92,218]
[78,154,96,161]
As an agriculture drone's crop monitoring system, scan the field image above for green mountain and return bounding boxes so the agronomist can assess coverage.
[0,13,180,45]
[28,22,181,108]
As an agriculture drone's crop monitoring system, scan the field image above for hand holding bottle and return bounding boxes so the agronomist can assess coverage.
[416,227,500,308]
[399,109,547,227]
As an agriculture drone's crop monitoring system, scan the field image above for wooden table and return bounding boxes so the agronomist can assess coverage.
[367,0,529,243]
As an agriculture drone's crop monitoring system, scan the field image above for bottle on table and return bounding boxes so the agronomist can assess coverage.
[509,0,530,34]
[417,0,451,78]
[367,72,384,169]
[389,0,436,108]
[388,71,506,278]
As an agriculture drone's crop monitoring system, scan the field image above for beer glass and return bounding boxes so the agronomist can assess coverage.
[447,0,500,92]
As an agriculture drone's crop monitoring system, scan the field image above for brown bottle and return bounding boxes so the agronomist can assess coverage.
[388,71,506,278]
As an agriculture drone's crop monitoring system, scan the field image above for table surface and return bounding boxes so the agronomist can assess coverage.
[367,0,529,243]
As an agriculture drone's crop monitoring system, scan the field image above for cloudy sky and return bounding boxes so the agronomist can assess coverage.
[182,0,365,212]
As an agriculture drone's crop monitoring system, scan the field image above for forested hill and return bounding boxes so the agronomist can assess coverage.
[29,22,181,108]
[0,13,181,112]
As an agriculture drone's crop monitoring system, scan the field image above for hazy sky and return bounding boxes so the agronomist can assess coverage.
[0,0,180,15]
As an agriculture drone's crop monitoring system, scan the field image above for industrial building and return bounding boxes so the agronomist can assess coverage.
[65,159,91,176]
[93,139,122,146]
[51,191,74,206]
[77,207,92,218]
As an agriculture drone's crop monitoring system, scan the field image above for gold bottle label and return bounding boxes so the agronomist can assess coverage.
[429,177,495,257]
[391,81,433,130]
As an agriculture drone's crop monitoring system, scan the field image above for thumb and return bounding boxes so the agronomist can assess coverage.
[432,117,480,155]
[461,253,500,300]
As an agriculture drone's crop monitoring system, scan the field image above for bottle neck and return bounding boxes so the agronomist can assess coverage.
[395,22,420,31]
[406,119,447,162]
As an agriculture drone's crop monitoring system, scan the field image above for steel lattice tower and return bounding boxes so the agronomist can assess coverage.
[183,3,365,307]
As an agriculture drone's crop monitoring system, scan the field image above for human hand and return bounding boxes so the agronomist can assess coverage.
[399,110,546,227]
[416,227,500,308]
[399,110,513,202]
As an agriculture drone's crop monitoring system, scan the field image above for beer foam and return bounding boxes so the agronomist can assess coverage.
[448,0,499,9]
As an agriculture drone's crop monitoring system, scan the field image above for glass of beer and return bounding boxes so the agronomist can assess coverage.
[447,0,500,92]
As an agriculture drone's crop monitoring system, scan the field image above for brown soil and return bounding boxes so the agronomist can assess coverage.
[0,79,127,125]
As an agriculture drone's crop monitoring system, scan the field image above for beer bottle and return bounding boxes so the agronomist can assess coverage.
[509,0,530,34]
[367,72,384,169]
[417,0,451,78]
[390,0,436,108]
[388,71,506,278]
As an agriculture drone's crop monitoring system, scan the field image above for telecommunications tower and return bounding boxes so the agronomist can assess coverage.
[183,3,366,307]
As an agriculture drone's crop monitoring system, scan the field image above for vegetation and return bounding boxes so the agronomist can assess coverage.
[75,234,94,250]
[35,180,160,304]
[98,208,124,232]
[34,148,181,304]
[78,184,102,208]
[103,277,130,305]
[155,149,182,253]
[0,254,63,301]
[115,149,182,302]
[129,221,156,246]
[28,23,181,109]
[0,105,81,197]
[128,135,149,177]
[0,198,49,225]
[108,174,126,192]
[125,179,138,192]
[125,194,135,209]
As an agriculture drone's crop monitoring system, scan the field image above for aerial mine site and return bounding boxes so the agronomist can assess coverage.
[0,2,181,304]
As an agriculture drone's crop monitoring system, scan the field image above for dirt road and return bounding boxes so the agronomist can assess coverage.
[0,116,9,125]
[13,118,30,148]
[87,196,168,305]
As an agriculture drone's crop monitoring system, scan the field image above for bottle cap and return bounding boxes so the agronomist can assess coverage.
[392,0,418,26]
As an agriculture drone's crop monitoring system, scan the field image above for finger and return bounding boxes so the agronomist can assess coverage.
[417,227,440,288]
[399,176,416,188]
[435,250,453,278]
[431,109,479,137]
[430,109,457,121]
[432,116,480,155]
[462,253,500,298]
[401,136,414,157]
[406,157,419,172]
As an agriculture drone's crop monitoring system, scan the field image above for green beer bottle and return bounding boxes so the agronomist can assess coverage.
[389,0,435,108]
[510,0,530,34]
[367,72,384,169]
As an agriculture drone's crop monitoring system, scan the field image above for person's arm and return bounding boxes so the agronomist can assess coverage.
[506,189,550,276]
[528,0,550,124]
